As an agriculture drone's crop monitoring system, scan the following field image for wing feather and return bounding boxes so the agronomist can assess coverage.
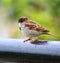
[25,21,45,32]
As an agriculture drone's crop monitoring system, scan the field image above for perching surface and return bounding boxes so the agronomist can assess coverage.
[0,38,60,56]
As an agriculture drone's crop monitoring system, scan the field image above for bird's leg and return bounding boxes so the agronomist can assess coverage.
[31,38,38,43]
[24,37,32,42]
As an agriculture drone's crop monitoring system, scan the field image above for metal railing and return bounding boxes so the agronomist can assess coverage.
[0,38,60,63]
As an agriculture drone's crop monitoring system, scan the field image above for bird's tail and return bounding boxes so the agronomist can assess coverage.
[47,32,57,38]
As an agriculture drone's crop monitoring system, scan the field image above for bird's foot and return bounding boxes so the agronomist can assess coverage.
[24,37,31,42]
[31,39,38,43]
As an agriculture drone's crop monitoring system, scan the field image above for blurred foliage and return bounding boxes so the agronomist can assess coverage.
[0,0,60,40]
[46,0,60,17]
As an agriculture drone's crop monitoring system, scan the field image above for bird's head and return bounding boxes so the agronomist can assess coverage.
[18,17,28,23]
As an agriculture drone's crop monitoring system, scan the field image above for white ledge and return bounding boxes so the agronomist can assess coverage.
[0,38,60,56]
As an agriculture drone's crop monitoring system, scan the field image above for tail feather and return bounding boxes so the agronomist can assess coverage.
[42,29,57,38]
[43,30,49,32]
[47,33,57,38]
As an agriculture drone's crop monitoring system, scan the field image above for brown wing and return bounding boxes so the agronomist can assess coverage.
[25,21,45,32]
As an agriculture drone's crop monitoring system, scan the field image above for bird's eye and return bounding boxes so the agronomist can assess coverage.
[18,18,24,23]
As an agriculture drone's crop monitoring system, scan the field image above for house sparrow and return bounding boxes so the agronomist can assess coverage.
[18,17,56,42]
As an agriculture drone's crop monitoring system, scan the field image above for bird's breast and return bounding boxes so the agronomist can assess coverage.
[21,24,41,37]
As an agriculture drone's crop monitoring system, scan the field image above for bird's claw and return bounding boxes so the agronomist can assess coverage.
[24,38,31,42]
[31,39,38,43]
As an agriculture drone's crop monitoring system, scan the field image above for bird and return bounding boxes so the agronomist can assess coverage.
[18,16,56,43]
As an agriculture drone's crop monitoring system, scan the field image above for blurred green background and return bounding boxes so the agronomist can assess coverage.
[0,0,60,40]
